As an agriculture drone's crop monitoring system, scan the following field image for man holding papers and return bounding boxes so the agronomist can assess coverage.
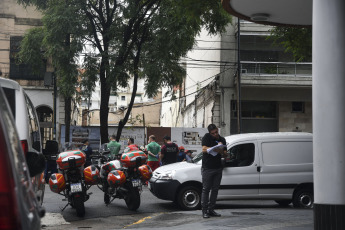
[201,124,227,218]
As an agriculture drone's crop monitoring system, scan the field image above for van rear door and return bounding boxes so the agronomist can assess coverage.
[219,141,260,198]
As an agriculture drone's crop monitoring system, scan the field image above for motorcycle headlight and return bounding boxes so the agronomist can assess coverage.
[158,170,175,180]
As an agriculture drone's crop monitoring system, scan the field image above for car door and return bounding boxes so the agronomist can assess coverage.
[218,141,260,199]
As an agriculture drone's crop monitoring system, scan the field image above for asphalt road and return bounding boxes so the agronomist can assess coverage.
[41,185,313,230]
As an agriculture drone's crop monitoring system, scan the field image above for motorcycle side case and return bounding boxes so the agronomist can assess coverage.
[107,170,126,187]
[84,165,100,185]
[138,164,153,181]
[56,150,86,170]
[49,173,66,193]
[121,150,147,168]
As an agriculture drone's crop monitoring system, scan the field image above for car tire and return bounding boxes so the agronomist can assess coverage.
[274,200,292,206]
[293,188,313,208]
[177,185,201,210]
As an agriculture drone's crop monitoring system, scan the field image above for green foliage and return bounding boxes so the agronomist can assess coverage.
[269,27,312,62]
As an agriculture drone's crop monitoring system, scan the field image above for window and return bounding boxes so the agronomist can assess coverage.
[121,96,126,101]
[10,36,46,80]
[24,94,41,151]
[226,143,255,167]
[232,101,277,118]
[292,102,305,113]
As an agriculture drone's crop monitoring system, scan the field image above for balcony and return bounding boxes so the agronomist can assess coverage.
[238,61,312,87]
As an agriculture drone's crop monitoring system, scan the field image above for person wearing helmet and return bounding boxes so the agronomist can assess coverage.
[177,146,187,162]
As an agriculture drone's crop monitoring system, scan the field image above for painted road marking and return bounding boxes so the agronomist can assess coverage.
[41,212,70,227]
[237,220,313,230]
[123,213,165,229]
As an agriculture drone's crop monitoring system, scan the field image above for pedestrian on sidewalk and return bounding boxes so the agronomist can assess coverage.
[201,124,227,218]
[146,135,161,172]
[107,135,122,160]
[160,135,179,165]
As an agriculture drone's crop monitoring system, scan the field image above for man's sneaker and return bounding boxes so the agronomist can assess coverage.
[202,210,210,218]
[208,210,221,217]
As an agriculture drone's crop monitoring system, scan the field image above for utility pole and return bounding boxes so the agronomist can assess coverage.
[53,72,57,140]
[237,17,242,134]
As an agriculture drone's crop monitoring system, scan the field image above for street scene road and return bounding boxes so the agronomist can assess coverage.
[41,185,313,230]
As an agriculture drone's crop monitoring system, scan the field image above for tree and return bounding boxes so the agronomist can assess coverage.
[269,27,312,62]
[18,0,231,144]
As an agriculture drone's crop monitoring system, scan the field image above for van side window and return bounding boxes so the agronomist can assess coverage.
[226,143,255,167]
[24,94,41,152]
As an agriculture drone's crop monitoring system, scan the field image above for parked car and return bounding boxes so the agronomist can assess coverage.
[0,87,44,229]
[0,77,46,205]
[148,132,313,210]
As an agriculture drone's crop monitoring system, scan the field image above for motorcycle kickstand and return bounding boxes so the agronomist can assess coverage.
[106,196,116,207]
[60,202,69,212]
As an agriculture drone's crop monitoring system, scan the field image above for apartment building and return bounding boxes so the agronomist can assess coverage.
[164,19,312,136]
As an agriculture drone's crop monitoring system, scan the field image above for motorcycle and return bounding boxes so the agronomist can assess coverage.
[94,145,152,211]
[48,149,100,217]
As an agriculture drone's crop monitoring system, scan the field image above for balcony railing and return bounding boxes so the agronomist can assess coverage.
[240,61,312,77]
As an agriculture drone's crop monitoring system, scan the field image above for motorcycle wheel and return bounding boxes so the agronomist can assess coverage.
[125,187,141,211]
[73,194,85,217]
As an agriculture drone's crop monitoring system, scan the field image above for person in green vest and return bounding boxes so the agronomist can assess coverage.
[107,135,122,159]
[146,135,161,171]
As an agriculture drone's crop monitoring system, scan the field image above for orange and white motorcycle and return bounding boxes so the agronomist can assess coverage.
[95,147,152,211]
[48,150,99,217]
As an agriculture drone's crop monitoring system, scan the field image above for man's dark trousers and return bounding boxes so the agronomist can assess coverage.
[201,167,223,211]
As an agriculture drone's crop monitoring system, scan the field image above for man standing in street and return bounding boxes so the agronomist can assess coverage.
[160,135,179,165]
[201,124,227,218]
[107,135,121,159]
[146,135,161,172]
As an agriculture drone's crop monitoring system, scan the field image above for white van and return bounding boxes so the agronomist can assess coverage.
[0,77,46,205]
[148,132,313,210]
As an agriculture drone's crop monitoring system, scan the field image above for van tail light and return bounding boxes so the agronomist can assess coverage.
[0,124,20,229]
[21,140,28,156]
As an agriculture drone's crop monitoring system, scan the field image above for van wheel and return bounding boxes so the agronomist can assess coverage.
[275,200,292,206]
[177,185,201,210]
[293,189,313,208]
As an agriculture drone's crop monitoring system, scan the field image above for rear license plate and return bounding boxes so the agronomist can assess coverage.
[132,179,141,187]
[70,183,82,193]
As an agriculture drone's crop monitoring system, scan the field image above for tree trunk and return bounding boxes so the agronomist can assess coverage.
[99,58,111,144]
[115,73,138,142]
[64,96,72,143]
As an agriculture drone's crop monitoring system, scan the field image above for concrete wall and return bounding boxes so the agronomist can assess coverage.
[279,101,312,132]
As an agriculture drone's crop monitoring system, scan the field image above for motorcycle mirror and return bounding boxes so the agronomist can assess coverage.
[26,151,46,177]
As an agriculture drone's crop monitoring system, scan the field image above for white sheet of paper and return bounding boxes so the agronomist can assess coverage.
[207,144,226,156]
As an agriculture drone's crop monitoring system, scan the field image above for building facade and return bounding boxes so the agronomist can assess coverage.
[163,20,312,137]
[0,0,70,145]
